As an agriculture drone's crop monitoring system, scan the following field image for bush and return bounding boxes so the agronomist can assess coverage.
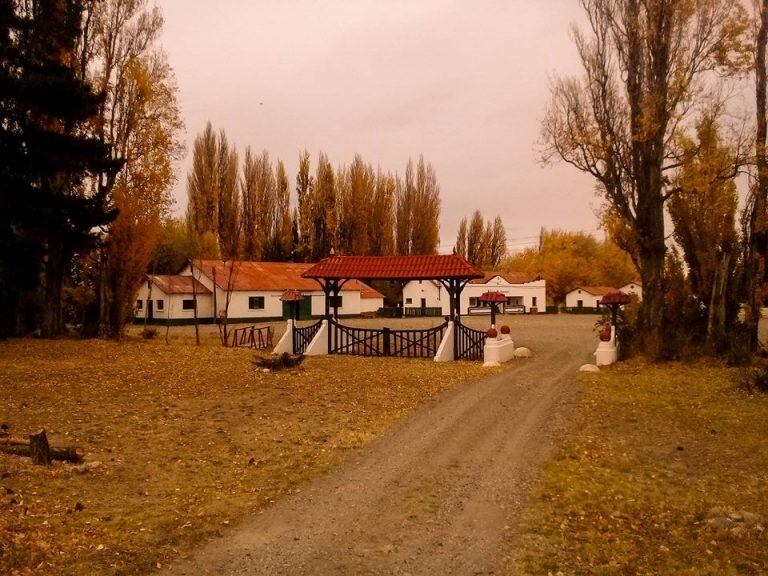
[738,359,768,394]
[253,352,305,371]
[140,327,158,340]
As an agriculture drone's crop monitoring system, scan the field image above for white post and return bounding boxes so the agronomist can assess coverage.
[272,319,294,354]
[434,321,455,362]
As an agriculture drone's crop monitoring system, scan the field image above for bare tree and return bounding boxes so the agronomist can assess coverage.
[540,0,747,357]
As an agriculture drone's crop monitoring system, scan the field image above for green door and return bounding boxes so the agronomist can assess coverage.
[282,296,313,320]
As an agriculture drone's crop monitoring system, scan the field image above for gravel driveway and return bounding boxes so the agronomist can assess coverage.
[167,314,596,575]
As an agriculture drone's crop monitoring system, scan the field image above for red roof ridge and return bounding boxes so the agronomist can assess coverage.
[302,254,483,281]
[577,285,617,296]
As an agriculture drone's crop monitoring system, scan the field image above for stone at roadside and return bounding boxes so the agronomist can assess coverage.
[579,364,600,373]
[514,347,533,358]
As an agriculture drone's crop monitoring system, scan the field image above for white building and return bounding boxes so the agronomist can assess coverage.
[402,272,546,316]
[619,281,643,301]
[564,286,615,311]
[135,260,384,324]
[135,275,214,323]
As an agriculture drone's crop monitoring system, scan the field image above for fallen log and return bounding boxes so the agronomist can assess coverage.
[0,429,83,464]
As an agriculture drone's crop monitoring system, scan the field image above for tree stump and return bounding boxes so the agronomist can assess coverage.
[29,429,51,465]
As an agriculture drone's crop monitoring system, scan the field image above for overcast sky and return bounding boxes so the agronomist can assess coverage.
[157,0,600,253]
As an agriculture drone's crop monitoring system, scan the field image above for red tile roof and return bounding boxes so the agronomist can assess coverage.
[301,254,483,281]
[479,291,508,303]
[280,289,304,302]
[192,260,383,298]
[470,271,535,285]
[149,275,211,295]
[600,291,632,305]
[577,286,617,296]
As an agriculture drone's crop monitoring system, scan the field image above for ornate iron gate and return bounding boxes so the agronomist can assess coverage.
[454,320,485,360]
[292,319,323,354]
[328,319,447,358]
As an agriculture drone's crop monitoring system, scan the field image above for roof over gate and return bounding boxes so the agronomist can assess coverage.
[301,254,483,281]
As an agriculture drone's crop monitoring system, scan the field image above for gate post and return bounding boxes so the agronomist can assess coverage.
[383,327,391,356]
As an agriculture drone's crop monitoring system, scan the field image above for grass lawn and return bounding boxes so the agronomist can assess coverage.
[0,337,487,575]
[511,360,768,575]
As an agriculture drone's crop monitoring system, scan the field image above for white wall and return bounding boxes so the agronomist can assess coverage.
[565,289,603,309]
[403,276,546,314]
[309,290,362,316]
[360,297,384,313]
[402,281,443,309]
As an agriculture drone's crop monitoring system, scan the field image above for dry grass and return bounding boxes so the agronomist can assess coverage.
[0,337,486,575]
[511,360,768,576]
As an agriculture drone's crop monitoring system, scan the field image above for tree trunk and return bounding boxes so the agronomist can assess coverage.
[747,0,768,351]
[41,240,65,338]
[706,253,731,351]
[29,429,51,465]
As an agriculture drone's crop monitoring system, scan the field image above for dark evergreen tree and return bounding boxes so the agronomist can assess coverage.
[0,0,121,338]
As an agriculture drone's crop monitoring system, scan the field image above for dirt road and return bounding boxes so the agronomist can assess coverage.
[167,315,595,575]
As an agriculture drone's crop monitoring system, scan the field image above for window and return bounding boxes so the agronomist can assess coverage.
[249,296,265,310]
[156,299,164,311]
[136,299,143,310]
[329,295,343,308]
[182,299,195,310]
[405,297,413,304]
[532,297,537,307]
[469,297,478,307]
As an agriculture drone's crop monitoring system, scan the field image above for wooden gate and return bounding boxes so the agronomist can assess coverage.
[454,320,485,360]
[292,319,323,354]
[329,320,447,358]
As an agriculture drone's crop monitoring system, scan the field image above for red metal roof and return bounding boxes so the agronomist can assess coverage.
[192,260,384,298]
[149,275,211,295]
[301,254,483,281]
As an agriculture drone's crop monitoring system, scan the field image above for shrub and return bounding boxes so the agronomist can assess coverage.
[140,327,158,340]
[500,325,510,335]
[738,360,768,394]
[253,352,305,371]
[486,328,498,338]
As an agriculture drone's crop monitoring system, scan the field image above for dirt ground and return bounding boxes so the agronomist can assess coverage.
[166,314,597,575]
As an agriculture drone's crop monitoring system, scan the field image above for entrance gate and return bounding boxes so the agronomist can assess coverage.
[329,319,447,358]
[300,254,485,361]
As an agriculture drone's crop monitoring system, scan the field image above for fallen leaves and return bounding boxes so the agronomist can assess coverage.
[0,337,485,575]
[510,361,768,574]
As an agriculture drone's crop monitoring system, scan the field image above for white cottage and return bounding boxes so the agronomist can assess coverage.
[402,272,546,316]
[134,260,384,324]
[564,286,615,311]
[619,281,643,301]
[135,275,214,323]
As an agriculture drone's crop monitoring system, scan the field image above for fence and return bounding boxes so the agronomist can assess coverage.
[292,319,323,355]
[229,325,273,349]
